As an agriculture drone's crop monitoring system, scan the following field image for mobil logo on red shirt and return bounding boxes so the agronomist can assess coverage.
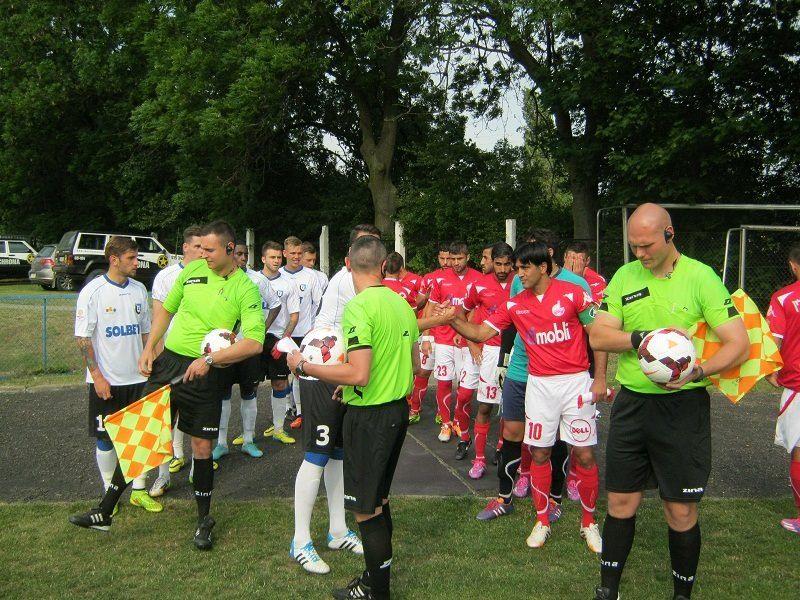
[525,321,572,345]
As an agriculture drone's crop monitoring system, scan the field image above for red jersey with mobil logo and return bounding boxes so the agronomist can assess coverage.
[583,267,607,303]
[767,280,800,391]
[401,271,422,302]
[485,278,593,376]
[429,267,483,346]
[463,274,511,347]
[382,277,416,307]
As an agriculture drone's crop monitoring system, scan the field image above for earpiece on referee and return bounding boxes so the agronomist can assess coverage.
[664,229,674,243]
[226,243,234,255]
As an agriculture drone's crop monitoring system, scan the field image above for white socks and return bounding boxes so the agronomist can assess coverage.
[217,399,231,447]
[131,475,147,491]
[173,421,185,459]
[95,447,117,492]
[272,392,286,433]
[292,382,302,415]
[293,460,324,546]
[324,458,348,539]
[241,397,258,444]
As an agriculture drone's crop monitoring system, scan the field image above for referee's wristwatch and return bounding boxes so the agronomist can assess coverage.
[691,364,706,382]
[296,359,308,377]
[204,354,214,367]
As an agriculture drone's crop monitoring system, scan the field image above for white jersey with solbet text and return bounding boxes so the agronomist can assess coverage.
[314,266,355,329]
[74,275,151,386]
[279,265,323,336]
[265,271,301,337]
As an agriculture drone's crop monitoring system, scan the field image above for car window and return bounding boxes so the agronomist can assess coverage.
[135,237,162,254]
[37,245,56,258]
[8,241,31,254]
[77,234,106,252]
[57,231,77,251]
[0,241,7,254]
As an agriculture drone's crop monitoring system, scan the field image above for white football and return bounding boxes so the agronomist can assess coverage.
[300,326,346,366]
[200,328,236,359]
[637,327,696,384]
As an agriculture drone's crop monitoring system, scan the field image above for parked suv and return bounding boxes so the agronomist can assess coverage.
[28,244,57,289]
[52,231,174,291]
[0,237,36,280]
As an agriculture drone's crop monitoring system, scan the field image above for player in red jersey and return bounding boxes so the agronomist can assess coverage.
[461,242,513,478]
[408,245,451,424]
[480,243,495,275]
[563,240,607,303]
[440,242,607,552]
[382,252,417,307]
[766,242,800,535]
[427,242,483,447]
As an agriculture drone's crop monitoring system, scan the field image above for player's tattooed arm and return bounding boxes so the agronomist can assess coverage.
[282,312,299,338]
[76,337,99,373]
[141,333,149,347]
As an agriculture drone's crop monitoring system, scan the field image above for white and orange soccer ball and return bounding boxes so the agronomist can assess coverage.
[300,326,346,366]
[637,327,697,384]
[201,328,236,360]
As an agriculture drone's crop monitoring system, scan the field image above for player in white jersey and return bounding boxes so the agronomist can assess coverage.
[280,236,324,429]
[302,241,329,293]
[148,225,204,497]
[213,244,282,462]
[288,224,380,574]
[74,236,160,515]
[258,240,301,444]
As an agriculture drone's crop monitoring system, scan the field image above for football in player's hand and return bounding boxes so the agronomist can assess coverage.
[637,328,696,384]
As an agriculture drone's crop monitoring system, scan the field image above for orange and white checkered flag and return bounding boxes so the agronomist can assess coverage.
[104,385,173,483]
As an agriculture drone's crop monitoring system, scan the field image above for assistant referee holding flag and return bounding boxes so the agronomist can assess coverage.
[70,220,265,550]
[589,204,749,600]
[288,236,419,600]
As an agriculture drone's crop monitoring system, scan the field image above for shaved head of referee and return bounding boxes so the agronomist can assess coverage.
[288,235,420,600]
[589,203,749,600]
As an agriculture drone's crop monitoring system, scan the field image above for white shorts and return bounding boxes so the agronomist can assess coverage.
[476,345,502,405]
[775,387,800,452]
[434,344,459,382]
[524,371,596,448]
[458,346,479,390]
[419,343,435,372]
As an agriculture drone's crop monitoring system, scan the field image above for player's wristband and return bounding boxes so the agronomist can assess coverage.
[692,365,706,382]
[630,330,650,350]
[420,335,434,344]
[296,359,307,377]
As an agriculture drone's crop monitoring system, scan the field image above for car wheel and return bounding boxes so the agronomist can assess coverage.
[55,273,75,291]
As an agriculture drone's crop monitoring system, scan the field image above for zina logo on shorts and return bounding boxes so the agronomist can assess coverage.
[682,487,704,494]
[532,322,571,345]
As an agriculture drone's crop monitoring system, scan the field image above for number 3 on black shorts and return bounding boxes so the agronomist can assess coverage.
[316,424,330,447]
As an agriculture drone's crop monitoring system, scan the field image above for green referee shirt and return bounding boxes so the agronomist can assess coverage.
[163,260,265,358]
[341,286,420,406]
[600,255,740,394]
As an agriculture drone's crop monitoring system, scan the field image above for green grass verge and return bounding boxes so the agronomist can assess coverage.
[0,497,796,599]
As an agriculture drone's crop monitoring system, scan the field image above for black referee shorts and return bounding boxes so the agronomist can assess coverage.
[343,399,408,514]
[221,354,262,399]
[261,334,291,381]
[301,377,345,455]
[88,382,145,441]
[143,349,227,440]
[605,386,711,502]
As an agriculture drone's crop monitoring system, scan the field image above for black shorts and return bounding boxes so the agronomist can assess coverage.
[605,386,712,502]
[88,382,145,440]
[343,399,408,514]
[301,377,346,455]
[143,349,227,440]
[262,334,290,381]
[501,377,526,422]
[221,354,262,399]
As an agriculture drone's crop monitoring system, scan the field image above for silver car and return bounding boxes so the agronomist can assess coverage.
[28,244,57,289]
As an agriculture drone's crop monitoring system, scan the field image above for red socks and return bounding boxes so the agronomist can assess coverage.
[454,386,474,441]
[791,460,800,514]
[473,421,490,461]
[436,380,453,424]
[575,462,599,527]
[519,444,532,477]
[530,461,552,526]
[408,375,428,413]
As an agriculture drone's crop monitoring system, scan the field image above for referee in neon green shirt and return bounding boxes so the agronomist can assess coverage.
[589,204,749,600]
[69,220,265,550]
[288,236,419,600]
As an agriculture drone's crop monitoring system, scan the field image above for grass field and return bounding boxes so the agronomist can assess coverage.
[0,497,796,599]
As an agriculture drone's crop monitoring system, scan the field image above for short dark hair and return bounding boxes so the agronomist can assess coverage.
[301,241,317,254]
[349,236,387,272]
[483,242,494,251]
[235,242,247,251]
[385,251,404,275]
[790,242,800,265]
[105,236,138,260]
[202,220,236,246]
[284,235,303,248]
[349,224,382,246]
[491,241,514,261]
[261,240,282,254]
[564,240,590,257]
[183,225,203,242]
[437,243,450,253]
[449,241,469,256]
[524,227,560,252]
[513,242,552,275]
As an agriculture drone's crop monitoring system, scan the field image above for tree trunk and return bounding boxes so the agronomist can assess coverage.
[366,164,397,235]
[566,158,599,240]
[359,113,398,235]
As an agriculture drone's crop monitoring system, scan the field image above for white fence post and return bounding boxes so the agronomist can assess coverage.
[320,226,330,276]
[246,228,255,269]
[395,221,405,259]
[505,219,517,248]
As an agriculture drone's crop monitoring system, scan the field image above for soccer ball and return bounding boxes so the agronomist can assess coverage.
[637,328,696,384]
[300,326,346,366]
[200,329,236,358]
